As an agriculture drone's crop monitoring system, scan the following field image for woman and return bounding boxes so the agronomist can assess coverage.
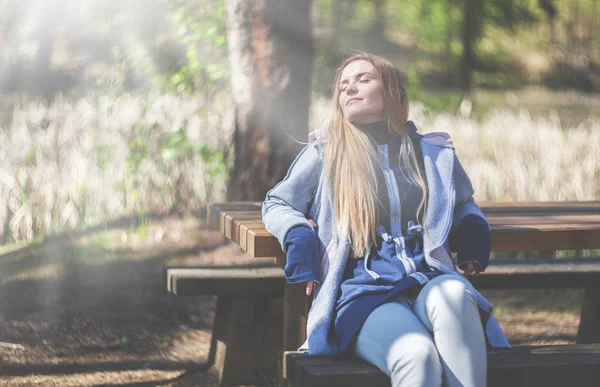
[262,52,509,387]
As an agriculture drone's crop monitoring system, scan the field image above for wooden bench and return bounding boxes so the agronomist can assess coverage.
[165,265,285,385]
[468,259,600,343]
[284,344,600,387]
[206,201,600,385]
[283,258,600,387]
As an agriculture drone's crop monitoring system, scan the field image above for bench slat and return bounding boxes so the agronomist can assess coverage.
[245,224,600,258]
[166,266,284,297]
[207,202,261,231]
[479,201,600,211]
[470,259,600,289]
[285,344,600,387]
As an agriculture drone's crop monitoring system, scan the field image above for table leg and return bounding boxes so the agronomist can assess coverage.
[213,295,283,385]
[283,282,310,352]
[576,284,600,343]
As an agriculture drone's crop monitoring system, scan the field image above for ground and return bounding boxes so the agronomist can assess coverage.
[0,215,583,386]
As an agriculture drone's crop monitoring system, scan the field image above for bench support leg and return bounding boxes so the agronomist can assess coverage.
[576,284,600,343]
[283,283,310,352]
[212,295,283,386]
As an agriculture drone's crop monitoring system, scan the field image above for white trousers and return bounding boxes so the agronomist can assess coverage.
[353,274,487,387]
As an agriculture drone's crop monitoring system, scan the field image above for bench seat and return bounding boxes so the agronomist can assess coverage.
[285,344,600,387]
[165,265,285,386]
[469,259,600,289]
[166,265,285,297]
[471,259,600,343]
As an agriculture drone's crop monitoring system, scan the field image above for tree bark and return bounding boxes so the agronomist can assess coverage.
[226,0,314,201]
[371,0,387,40]
[459,0,484,94]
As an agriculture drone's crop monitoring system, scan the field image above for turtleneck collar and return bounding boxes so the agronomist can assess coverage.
[352,121,398,145]
[352,120,419,144]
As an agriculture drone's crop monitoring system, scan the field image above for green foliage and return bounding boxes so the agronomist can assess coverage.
[485,0,539,32]
[475,71,528,89]
[418,0,452,50]
[199,144,227,184]
[157,0,230,93]
[418,92,464,115]
[158,129,226,182]
[94,0,231,94]
[407,65,463,115]
[407,64,423,102]
[314,0,547,92]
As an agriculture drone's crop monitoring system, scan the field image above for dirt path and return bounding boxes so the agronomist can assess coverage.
[0,216,582,386]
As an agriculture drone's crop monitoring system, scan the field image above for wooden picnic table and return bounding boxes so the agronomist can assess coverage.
[207,201,600,352]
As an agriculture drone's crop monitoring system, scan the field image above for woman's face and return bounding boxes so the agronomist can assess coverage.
[338,59,384,124]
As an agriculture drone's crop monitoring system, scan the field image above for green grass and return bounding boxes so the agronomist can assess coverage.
[482,289,583,317]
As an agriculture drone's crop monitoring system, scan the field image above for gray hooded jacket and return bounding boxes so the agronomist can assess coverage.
[262,129,510,355]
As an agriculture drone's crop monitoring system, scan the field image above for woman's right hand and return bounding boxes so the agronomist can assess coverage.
[306,281,314,296]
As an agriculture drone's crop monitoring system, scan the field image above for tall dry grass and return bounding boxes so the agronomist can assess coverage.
[311,96,600,202]
[408,106,600,202]
[0,92,233,243]
[1,92,599,244]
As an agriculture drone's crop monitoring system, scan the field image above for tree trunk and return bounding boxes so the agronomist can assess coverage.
[371,0,387,40]
[444,0,453,57]
[588,0,596,59]
[459,0,484,94]
[226,0,314,201]
[327,0,341,52]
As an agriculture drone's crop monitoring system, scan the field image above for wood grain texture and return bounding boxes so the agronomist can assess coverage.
[207,202,600,257]
[469,259,600,289]
[166,266,284,297]
[284,344,600,387]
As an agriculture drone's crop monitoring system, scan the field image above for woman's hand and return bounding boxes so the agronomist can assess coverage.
[462,262,481,277]
[306,281,315,296]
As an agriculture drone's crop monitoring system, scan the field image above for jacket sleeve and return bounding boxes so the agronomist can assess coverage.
[262,142,323,251]
[283,225,321,283]
[452,154,491,271]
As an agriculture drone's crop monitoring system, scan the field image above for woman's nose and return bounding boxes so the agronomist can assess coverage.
[346,84,358,95]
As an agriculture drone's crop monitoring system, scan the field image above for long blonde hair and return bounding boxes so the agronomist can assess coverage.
[323,52,428,258]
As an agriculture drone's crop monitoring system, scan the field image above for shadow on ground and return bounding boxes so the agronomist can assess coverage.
[0,214,268,386]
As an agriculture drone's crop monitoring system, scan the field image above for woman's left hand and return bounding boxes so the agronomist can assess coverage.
[462,262,481,277]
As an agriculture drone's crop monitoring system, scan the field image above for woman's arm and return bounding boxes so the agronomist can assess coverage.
[284,225,321,286]
[452,154,491,272]
[455,213,490,273]
[262,143,324,288]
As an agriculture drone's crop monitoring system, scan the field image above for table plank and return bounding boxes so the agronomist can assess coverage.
[206,201,600,368]
[243,223,600,257]
[234,220,263,249]
[480,201,600,212]
[209,202,600,257]
[208,202,261,231]
[491,227,600,251]
[224,213,262,241]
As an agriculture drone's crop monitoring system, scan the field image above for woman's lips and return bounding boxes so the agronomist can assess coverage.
[347,98,362,105]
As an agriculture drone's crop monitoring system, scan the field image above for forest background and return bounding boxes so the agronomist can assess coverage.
[1,0,599,243]
[0,1,599,385]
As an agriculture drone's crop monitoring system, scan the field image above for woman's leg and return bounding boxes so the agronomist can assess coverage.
[354,296,443,387]
[413,275,487,387]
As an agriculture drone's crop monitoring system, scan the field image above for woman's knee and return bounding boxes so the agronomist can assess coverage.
[415,276,479,327]
[387,333,442,385]
[422,276,476,308]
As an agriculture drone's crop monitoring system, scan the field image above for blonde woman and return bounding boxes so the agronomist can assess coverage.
[262,52,509,387]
